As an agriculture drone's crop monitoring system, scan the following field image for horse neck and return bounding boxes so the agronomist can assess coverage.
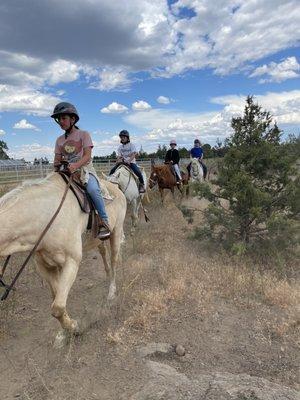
[0,174,65,256]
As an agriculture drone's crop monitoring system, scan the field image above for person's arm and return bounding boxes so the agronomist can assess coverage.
[173,150,180,164]
[126,152,137,163]
[165,150,171,163]
[117,146,123,163]
[199,148,204,160]
[68,147,92,173]
[53,153,62,171]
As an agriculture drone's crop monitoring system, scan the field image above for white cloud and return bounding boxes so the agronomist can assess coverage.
[8,143,54,161]
[90,68,132,91]
[45,59,80,85]
[100,102,128,114]
[0,84,61,116]
[157,96,171,104]
[0,129,5,135]
[1,0,299,90]
[250,57,300,83]
[132,100,152,111]
[13,119,40,131]
[125,89,300,147]
[211,90,300,125]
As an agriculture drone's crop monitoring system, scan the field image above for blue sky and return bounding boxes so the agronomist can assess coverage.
[0,0,299,160]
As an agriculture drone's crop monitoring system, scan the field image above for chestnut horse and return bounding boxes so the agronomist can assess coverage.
[149,161,189,203]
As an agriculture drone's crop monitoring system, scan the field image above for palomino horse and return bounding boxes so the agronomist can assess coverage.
[0,172,126,346]
[104,165,149,234]
[190,158,204,183]
[149,161,189,203]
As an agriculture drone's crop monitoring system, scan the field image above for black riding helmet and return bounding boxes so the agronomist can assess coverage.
[119,129,130,138]
[51,102,79,122]
[119,130,130,142]
[51,102,79,137]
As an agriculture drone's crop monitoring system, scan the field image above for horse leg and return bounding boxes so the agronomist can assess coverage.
[51,257,80,334]
[159,187,164,204]
[98,241,110,279]
[130,199,139,235]
[107,227,123,301]
[35,253,59,300]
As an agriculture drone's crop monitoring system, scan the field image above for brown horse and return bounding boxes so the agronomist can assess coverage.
[149,161,189,203]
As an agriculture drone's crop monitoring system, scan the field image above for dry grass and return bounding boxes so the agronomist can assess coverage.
[102,194,299,350]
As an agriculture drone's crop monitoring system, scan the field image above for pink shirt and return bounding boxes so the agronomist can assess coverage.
[55,129,93,163]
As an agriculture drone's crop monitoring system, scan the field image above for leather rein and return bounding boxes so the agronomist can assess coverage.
[0,172,73,301]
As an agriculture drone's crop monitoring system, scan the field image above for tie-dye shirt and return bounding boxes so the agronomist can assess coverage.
[54,129,97,184]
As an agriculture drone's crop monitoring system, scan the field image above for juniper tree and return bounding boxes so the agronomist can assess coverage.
[194,96,299,254]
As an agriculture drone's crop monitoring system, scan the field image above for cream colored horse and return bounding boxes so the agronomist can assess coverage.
[104,166,148,234]
[0,172,126,346]
[190,158,204,183]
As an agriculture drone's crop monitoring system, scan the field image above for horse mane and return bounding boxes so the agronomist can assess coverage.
[152,164,171,179]
[0,172,59,210]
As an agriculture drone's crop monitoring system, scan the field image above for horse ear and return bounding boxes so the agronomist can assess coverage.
[151,159,155,170]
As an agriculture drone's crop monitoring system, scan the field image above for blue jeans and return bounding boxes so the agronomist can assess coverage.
[86,174,108,222]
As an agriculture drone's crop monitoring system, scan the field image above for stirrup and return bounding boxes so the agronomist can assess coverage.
[97,221,111,241]
[139,184,146,193]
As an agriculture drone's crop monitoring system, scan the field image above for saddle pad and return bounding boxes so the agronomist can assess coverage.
[115,164,140,185]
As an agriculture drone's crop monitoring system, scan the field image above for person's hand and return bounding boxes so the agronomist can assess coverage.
[68,163,79,174]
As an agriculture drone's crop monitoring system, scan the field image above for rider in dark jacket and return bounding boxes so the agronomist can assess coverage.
[165,139,182,183]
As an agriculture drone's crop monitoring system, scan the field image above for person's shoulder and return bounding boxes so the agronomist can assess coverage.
[77,129,91,137]
[55,133,65,143]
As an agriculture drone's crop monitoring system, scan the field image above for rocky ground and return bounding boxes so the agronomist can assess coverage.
[0,190,299,399]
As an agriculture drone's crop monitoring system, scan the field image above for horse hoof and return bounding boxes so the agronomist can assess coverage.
[107,284,116,301]
[53,330,69,349]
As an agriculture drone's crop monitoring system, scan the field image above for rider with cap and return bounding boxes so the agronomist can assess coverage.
[51,102,110,240]
[109,130,146,193]
[165,139,182,184]
[188,139,207,180]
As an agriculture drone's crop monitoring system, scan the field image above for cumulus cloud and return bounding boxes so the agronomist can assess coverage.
[250,57,300,83]
[100,102,128,114]
[157,96,171,104]
[125,90,300,147]
[0,84,61,116]
[8,143,54,161]
[13,119,40,131]
[0,0,299,92]
[90,68,132,91]
[0,129,5,135]
[132,100,152,111]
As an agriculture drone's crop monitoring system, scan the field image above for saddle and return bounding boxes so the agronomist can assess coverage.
[58,169,106,238]
[116,163,140,186]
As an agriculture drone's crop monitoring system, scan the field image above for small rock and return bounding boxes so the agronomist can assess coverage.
[175,344,186,356]
[87,283,94,289]
[93,256,97,260]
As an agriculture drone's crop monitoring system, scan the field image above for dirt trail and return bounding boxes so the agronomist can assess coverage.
[0,191,299,399]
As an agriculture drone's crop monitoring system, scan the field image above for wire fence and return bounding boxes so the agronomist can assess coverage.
[0,158,217,186]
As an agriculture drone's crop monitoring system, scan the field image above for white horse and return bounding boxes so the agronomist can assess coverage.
[0,172,126,346]
[190,158,204,183]
[104,165,148,234]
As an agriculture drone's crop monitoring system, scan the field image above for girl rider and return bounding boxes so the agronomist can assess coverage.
[109,130,146,193]
[51,102,110,240]
[165,139,182,184]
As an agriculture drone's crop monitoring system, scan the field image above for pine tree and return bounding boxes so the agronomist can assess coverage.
[0,140,9,159]
[194,96,299,254]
